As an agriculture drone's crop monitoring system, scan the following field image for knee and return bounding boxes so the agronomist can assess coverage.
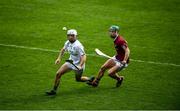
[108,70,114,77]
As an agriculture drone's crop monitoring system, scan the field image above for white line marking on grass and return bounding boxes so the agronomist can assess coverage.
[0,43,59,53]
[129,59,180,67]
[0,43,180,67]
[131,45,147,49]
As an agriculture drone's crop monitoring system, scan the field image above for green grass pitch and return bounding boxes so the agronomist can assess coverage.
[0,0,180,110]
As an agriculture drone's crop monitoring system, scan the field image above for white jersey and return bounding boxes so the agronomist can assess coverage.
[64,40,85,65]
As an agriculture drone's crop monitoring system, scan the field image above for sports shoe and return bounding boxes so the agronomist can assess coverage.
[86,78,99,87]
[116,76,124,87]
[92,81,99,87]
[86,76,95,85]
[46,90,56,95]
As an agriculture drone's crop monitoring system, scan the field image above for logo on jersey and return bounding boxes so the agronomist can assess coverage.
[68,46,78,56]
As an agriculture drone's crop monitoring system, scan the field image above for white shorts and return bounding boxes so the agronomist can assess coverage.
[111,56,128,71]
[65,62,85,71]
[65,62,85,78]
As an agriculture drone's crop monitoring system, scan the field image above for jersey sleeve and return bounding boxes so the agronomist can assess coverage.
[77,45,85,56]
[119,39,128,49]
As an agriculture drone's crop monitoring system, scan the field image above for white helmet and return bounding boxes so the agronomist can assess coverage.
[67,29,77,36]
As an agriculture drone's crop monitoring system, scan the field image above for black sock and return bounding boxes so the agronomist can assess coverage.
[95,78,100,83]
[109,74,120,81]
[53,86,57,91]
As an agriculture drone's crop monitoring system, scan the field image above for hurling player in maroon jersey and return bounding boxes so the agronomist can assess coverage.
[87,25,130,87]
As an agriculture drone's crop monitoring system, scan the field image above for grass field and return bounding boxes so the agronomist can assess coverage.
[0,0,180,110]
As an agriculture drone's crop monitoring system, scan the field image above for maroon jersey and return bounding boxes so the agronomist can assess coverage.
[114,35,129,63]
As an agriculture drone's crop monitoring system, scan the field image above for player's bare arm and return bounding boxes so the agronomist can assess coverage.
[78,54,86,69]
[55,48,65,64]
[122,46,130,64]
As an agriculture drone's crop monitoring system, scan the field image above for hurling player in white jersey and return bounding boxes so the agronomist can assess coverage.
[46,29,94,95]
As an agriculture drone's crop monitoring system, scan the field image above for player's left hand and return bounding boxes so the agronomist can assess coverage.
[77,65,82,70]
[121,60,126,65]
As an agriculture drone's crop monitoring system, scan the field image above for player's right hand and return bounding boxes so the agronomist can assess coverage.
[55,58,61,65]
